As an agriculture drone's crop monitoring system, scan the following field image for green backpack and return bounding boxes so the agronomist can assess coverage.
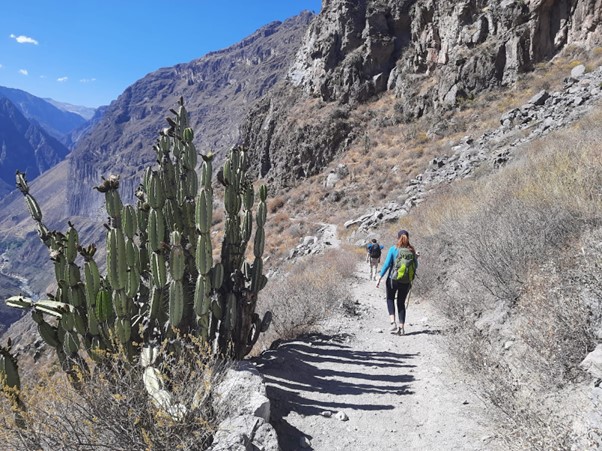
[393,247,416,283]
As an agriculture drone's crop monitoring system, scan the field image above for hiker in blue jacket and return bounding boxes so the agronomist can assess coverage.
[366,238,382,281]
[376,230,418,335]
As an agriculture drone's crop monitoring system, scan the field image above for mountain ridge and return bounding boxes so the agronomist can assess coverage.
[0,97,70,197]
[67,11,316,217]
[43,98,96,121]
[0,86,89,143]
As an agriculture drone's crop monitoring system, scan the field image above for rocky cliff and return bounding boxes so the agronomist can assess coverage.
[67,11,315,217]
[242,0,602,188]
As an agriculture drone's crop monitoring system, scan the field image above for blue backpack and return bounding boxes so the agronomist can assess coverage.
[369,243,381,258]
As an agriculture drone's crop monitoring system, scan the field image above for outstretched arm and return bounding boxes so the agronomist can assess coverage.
[376,247,395,287]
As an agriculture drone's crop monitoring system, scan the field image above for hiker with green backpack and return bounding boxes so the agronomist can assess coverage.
[376,230,418,335]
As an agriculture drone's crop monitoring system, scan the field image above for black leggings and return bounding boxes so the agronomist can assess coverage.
[386,278,411,324]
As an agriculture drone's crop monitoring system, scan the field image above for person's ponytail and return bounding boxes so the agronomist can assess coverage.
[396,234,416,254]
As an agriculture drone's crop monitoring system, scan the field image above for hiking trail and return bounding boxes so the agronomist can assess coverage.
[254,264,506,451]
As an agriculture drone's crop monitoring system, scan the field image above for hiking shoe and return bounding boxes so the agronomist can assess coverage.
[389,322,398,333]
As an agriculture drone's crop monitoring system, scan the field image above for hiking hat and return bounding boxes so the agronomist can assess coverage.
[398,230,409,238]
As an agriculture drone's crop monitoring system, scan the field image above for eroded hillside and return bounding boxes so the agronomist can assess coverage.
[67,11,315,218]
[1,3,602,447]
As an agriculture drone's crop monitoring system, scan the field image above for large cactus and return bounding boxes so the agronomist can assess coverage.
[3,99,271,404]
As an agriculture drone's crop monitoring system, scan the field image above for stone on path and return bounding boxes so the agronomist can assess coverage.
[335,411,349,421]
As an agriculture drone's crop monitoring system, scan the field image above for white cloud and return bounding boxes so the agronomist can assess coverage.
[79,78,96,83]
[0,64,3,69]
[57,76,68,82]
[9,34,39,45]
[19,69,28,75]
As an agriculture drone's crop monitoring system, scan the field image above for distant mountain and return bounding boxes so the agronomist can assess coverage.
[44,98,97,121]
[68,11,315,216]
[0,96,70,190]
[0,86,88,142]
[62,105,108,149]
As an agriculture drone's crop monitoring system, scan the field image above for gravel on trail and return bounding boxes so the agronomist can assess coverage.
[254,264,506,451]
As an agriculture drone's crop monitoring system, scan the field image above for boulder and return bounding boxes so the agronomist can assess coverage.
[580,345,602,379]
[571,64,586,78]
[528,90,550,106]
[213,362,270,422]
[209,362,279,451]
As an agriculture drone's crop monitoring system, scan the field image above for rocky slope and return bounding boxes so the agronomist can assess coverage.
[242,0,602,188]
[345,63,602,232]
[67,11,315,218]
[0,97,70,197]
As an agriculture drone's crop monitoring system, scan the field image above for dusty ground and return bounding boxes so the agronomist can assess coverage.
[254,265,507,451]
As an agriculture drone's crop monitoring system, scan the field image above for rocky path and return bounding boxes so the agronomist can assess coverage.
[255,265,506,451]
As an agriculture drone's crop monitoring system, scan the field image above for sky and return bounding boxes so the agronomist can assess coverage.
[0,1,322,108]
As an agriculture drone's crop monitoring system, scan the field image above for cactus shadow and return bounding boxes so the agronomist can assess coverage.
[254,333,417,451]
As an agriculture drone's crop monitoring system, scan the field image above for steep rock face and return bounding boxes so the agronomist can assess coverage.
[67,12,314,217]
[242,0,602,187]
[241,90,358,190]
[289,0,411,103]
[293,0,602,108]
[0,97,70,193]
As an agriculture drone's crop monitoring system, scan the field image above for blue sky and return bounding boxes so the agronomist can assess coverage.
[0,1,321,108]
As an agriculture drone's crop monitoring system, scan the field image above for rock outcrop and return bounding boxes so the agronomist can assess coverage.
[242,0,602,188]
[209,362,279,451]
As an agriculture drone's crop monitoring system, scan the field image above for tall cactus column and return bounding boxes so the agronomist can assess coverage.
[234,184,268,359]
[194,154,222,342]
[216,148,269,359]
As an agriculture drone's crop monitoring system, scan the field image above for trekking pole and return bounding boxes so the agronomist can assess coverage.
[405,284,413,310]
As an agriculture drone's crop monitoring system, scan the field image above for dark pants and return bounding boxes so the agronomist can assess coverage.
[386,278,411,324]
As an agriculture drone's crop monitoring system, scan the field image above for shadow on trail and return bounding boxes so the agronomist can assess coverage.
[253,333,417,450]
[403,328,443,337]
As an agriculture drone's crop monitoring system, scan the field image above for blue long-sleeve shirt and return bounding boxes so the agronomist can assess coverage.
[379,246,418,279]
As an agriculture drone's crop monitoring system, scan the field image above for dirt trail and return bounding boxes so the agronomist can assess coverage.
[254,265,506,451]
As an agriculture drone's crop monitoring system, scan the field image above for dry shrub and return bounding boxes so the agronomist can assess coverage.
[0,339,227,450]
[401,110,602,448]
[268,195,286,213]
[423,120,602,305]
[270,210,290,233]
[517,264,595,384]
[257,247,358,348]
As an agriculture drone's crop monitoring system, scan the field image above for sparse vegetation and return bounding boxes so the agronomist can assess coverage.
[255,246,358,350]
[404,109,602,448]
[0,339,226,450]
